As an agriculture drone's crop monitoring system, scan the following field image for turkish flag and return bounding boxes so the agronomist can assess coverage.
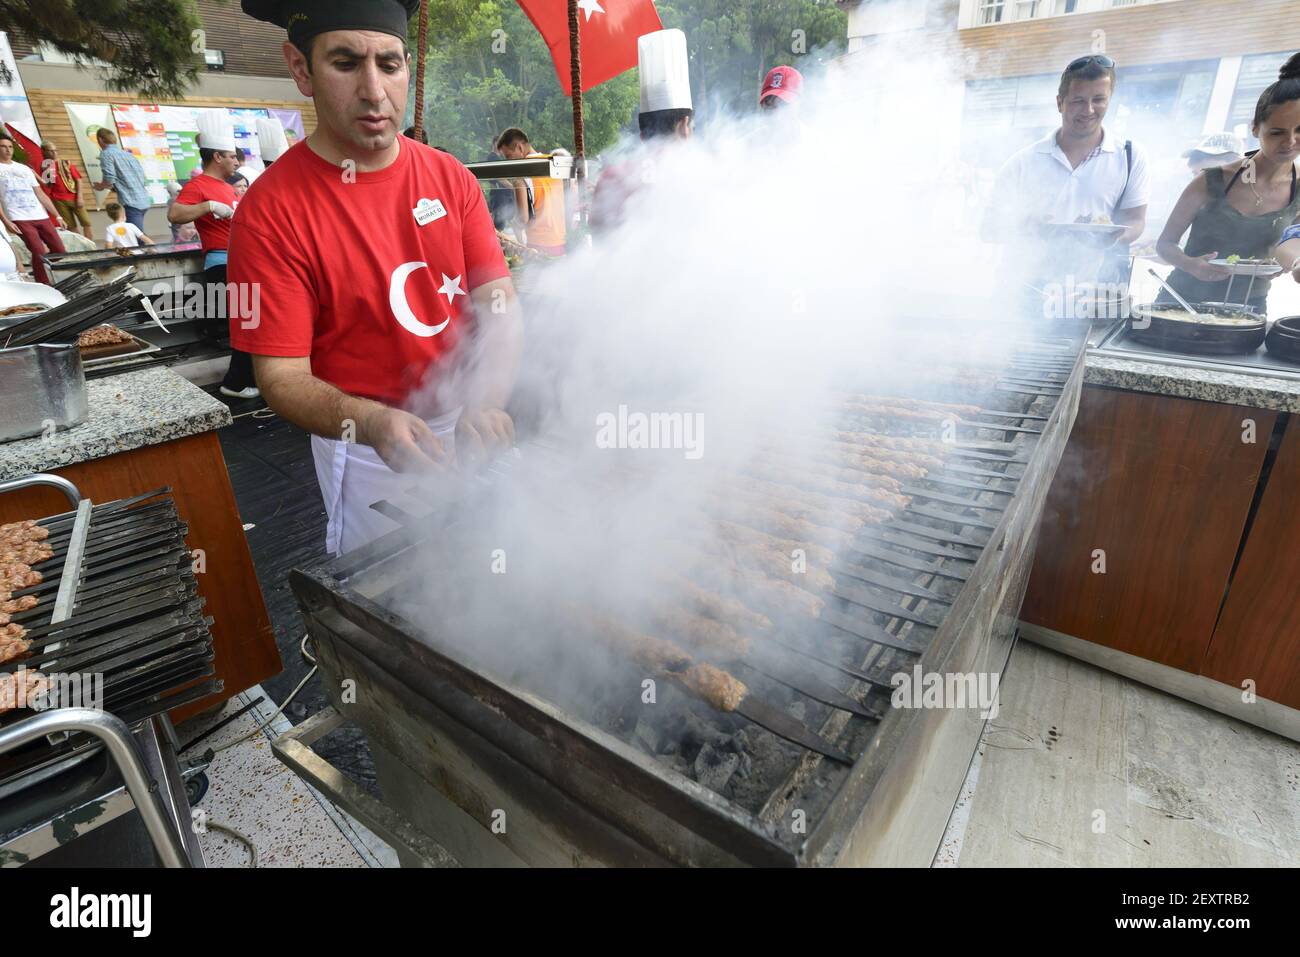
[515,0,663,95]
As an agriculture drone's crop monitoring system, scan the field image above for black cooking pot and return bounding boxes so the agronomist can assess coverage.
[1265,316,1300,363]
[1129,303,1266,355]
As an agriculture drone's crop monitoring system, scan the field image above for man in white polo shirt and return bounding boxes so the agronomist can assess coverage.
[984,55,1150,317]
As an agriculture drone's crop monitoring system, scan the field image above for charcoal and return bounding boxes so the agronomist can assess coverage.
[693,744,741,791]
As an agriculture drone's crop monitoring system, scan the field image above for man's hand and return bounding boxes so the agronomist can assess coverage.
[360,405,449,474]
[455,408,515,468]
[208,201,234,220]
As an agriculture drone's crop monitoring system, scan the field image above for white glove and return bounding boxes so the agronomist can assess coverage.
[208,201,234,220]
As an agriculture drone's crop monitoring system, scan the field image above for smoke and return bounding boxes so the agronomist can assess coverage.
[375,31,1052,787]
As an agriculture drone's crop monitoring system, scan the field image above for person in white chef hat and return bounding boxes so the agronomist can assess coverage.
[255,117,292,169]
[590,28,693,234]
[169,112,259,398]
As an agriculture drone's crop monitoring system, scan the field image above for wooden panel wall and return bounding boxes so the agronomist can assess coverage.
[1202,420,1300,708]
[850,0,1299,78]
[1020,386,1273,674]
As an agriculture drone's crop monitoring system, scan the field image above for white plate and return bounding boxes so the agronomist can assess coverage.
[1209,259,1284,277]
[1044,221,1126,234]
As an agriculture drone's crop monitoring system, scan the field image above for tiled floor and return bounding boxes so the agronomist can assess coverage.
[180,690,396,868]
[941,640,1300,867]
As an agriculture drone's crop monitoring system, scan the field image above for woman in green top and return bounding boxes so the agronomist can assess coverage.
[1157,52,1300,313]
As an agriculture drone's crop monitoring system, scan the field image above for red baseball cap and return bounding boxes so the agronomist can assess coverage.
[760,65,803,105]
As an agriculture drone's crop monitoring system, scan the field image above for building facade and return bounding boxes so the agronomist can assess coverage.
[7,0,315,234]
[838,0,1299,230]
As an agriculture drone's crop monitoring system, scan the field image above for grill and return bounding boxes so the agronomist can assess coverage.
[0,271,146,349]
[284,324,1087,866]
[0,488,220,795]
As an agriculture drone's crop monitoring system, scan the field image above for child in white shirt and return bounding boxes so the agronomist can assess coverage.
[103,202,154,249]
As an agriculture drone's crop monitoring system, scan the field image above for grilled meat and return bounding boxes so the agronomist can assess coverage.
[678,663,747,712]
[660,572,773,633]
[652,606,752,659]
[840,393,983,418]
[77,324,133,348]
[825,435,945,471]
[0,669,48,713]
[703,493,854,551]
[1,596,38,614]
[589,612,748,712]
[713,518,836,569]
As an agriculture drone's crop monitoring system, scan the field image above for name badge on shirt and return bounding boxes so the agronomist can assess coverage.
[413,197,447,226]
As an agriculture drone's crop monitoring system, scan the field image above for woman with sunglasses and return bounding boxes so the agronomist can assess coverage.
[1156,53,1300,314]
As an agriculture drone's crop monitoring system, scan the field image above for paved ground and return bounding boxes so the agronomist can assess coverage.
[940,641,1300,867]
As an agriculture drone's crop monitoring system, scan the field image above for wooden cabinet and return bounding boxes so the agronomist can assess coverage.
[1201,422,1300,708]
[1021,386,1274,674]
[0,431,282,722]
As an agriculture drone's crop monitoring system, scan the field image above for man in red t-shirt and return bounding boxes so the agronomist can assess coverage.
[169,123,256,398]
[233,0,523,555]
[39,142,94,241]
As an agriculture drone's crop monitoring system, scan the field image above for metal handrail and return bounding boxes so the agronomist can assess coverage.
[0,708,191,867]
[0,473,81,507]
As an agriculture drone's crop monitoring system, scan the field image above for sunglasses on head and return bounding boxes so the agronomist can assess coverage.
[1067,54,1116,71]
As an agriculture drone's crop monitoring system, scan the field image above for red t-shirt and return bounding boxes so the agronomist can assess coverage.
[227,140,509,407]
[43,161,82,202]
[175,174,239,252]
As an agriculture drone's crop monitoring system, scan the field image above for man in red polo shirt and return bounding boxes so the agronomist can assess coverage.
[232,0,522,555]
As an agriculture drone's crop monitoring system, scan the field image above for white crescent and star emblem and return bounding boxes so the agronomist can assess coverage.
[388,262,464,338]
[437,272,465,305]
[576,0,604,21]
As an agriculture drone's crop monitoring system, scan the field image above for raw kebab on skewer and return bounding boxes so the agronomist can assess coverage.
[0,668,48,714]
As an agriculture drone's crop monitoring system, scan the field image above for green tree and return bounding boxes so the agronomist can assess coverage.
[411,0,640,160]
[410,0,846,161]
[0,0,202,99]
[657,0,846,116]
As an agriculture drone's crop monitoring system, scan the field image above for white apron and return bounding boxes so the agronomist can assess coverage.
[311,409,459,556]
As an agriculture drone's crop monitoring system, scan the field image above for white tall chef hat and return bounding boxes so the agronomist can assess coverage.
[255,117,290,162]
[638,29,692,115]
[197,111,237,152]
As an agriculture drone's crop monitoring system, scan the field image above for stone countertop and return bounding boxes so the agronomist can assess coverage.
[1085,352,1300,413]
[0,366,232,482]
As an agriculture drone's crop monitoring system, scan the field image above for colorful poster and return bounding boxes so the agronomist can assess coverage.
[111,103,175,205]
[269,108,305,150]
[158,105,201,182]
[0,33,39,144]
[64,102,115,207]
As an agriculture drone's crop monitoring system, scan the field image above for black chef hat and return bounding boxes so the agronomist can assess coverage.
[242,0,419,47]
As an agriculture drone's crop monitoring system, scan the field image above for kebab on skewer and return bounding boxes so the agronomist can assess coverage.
[0,629,31,665]
[0,541,53,566]
[0,563,42,591]
[838,393,984,418]
[0,520,49,544]
[0,668,48,714]
[587,611,748,712]
[657,571,774,635]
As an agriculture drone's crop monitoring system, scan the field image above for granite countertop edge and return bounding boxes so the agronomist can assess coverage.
[0,368,234,482]
[1084,352,1300,413]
